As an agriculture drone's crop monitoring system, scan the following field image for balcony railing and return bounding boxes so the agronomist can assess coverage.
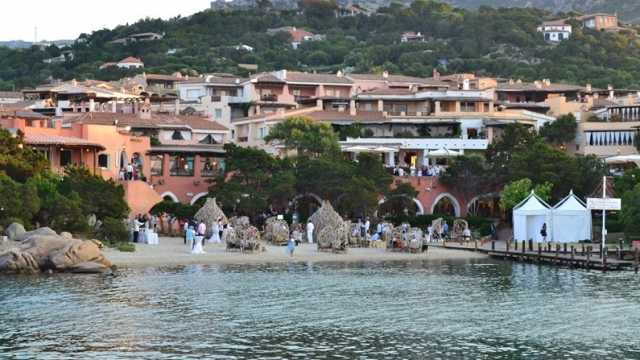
[260,94,278,102]
[237,136,249,143]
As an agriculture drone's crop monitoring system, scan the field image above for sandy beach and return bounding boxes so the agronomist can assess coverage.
[104,237,487,268]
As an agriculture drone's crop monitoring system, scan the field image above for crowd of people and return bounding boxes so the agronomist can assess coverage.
[182,217,229,254]
[393,165,446,177]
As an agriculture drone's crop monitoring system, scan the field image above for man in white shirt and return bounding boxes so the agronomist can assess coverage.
[364,218,371,241]
[306,221,315,244]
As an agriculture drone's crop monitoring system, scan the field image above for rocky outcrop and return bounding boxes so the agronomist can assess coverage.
[15,227,58,242]
[0,229,112,274]
[5,223,26,241]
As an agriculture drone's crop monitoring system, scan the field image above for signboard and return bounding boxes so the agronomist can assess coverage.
[587,198,621,211]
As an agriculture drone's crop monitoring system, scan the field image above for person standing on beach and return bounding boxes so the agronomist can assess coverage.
[186,225,195,249]
[306,221,314,244]
[197,220,207,247]
[364,218,371,240]
[287,237,296,257]
[133,215,142,243]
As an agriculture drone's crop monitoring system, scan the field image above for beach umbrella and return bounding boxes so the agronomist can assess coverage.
[427,148,462,157]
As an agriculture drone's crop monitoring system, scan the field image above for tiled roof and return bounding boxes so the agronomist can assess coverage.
[285,71,353,85]
[541,19,569,26]
[24,133,105,150]
[145,73,182,81]
[0,108,49,119]
[347,73,448,86]
[497,82,585,92]
[0,91,22,99]
[251,73,286,84]
[119,57,143,64]
[66,112,228,132]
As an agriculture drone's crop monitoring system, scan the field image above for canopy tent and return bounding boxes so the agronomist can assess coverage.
[427,148,462,157]
[512,191,552,242]
[605,155,640,168]
[551,191,591,243]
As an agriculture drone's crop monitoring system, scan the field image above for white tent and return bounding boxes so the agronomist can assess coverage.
[552,191,591,243]
[427,148,462,157]
[512,191,552,242]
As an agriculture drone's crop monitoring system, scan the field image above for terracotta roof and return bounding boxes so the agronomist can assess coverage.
[145,73,182,81]
[541,19,569,27]
[0,91,22,99]
[497,82,585,92]
[290,28,314,43]
[0,108,49,119]
[24,133,105,150]
[251,73,286,84]
[119,57,143,64]
[66,112,228,132]
[358,88,416,96]
[347,73,448,87]
[305,110,386,123]
[285,71,353,85]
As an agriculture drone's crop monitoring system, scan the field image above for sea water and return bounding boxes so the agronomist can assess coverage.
[1,259,639,359]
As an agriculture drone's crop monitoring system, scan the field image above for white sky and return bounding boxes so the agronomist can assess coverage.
[0,0,208,41]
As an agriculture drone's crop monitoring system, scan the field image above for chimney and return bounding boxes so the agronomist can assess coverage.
[462,79,470,90]
[543,79,551,86]
[337,70,343,77]
[516,79,522,84]
[382,70,389,79]
[432,68,440,80]
[534,80,542,89]
[586,83,592,92]
[508,79,514,85]
[594,92,599,100]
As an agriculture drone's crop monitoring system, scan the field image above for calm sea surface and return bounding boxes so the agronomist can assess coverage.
[1,259,639,359]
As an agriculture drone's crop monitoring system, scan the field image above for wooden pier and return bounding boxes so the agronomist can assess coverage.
[435,240,640,273]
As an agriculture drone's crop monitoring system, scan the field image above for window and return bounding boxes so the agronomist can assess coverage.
[259,127,269,139]
[169,155,194,177]
[98,154,109,168]
[186,89,202,99]
[215,109,222,119]
[172,131,185,140]
[461,102,476,112]
[150,155,164,176]
[199,134,219,145]
[201,157,224,177]
[60,150,72,167]
[292,89,301,96]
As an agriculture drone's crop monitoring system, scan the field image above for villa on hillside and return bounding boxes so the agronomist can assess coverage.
[266,26,324,49]
[537,19,572,42]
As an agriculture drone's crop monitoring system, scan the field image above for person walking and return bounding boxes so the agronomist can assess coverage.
[540,223,548,243]
[126,163,134,181]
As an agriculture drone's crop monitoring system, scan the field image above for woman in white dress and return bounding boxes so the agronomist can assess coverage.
[208,217,222,244]
[191,232,206,254]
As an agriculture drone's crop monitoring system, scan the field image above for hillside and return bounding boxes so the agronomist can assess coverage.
[2,0,640,91]
[449,0,640,22]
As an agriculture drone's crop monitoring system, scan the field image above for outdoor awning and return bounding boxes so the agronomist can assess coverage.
[605,155,640,168]
[427,148,462,157]
[344,146,370,152]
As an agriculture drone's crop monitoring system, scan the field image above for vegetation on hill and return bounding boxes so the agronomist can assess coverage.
[2,0,640,91]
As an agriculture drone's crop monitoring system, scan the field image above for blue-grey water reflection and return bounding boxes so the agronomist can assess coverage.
[1,259,639,359]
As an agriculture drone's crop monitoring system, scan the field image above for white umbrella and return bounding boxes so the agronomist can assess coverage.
[427,148,462,157]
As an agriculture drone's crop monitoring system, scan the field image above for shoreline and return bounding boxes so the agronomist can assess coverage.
[104,237,488,268]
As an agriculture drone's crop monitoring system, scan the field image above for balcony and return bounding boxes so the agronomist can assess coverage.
[260,94,278,102]
[342,137,489,151]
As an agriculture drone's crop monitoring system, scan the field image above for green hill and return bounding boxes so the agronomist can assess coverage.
[2,0,640,91]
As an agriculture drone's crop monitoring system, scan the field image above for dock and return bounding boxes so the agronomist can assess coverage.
[434,240,640,272]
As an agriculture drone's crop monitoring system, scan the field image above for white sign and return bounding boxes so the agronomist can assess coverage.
[587,198,621,211]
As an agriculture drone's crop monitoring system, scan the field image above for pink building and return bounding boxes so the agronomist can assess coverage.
[0,110,229,216]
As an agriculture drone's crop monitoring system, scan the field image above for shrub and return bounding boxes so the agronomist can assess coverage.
[117,242,136,252]
[96,217,129,243]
